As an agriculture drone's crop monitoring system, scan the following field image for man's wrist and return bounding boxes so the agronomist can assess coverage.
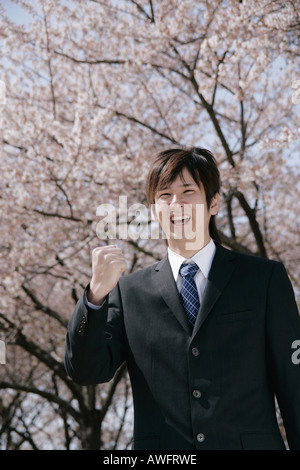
[86,284,107,307]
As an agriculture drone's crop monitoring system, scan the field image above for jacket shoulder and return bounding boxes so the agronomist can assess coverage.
[216,244,282,270]
[119,258,162,286]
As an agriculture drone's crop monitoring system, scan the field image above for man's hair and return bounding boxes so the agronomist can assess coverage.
[146,147,221,243]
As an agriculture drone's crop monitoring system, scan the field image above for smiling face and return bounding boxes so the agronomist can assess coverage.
[152,167,219,257]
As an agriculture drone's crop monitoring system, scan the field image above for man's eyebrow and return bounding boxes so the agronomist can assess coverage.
[157,182,196,191]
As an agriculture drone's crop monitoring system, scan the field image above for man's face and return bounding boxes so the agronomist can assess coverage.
[152,167,219,253]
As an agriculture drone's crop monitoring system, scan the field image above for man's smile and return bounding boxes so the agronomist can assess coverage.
[170,214,192,226]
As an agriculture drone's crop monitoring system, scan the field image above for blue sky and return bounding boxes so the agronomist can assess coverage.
[0,0,33,24]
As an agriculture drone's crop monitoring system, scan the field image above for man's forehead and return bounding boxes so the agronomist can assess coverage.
[158,167,196,187]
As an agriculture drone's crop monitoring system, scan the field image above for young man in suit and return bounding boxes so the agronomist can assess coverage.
[65,147,300,450]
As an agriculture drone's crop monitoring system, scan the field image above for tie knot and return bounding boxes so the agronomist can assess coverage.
[179,262,199,279]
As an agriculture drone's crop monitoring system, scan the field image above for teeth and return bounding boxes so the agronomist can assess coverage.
[171,215,190,220]
[171,215,191,223]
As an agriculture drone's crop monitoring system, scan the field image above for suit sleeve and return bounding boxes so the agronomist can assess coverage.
[266,262,300,450]
[64,282,125,385]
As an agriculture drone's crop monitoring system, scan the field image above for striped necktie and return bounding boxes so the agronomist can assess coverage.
[179,262,200,326]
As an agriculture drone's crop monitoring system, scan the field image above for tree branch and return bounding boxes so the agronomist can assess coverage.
[113,108,179,144]
[21,285,68,328]
[232,190,267,258]
[54,49,126,65]
[42,4,56,120]
[25,206,83,222]
[219,230,255,256]
[99,362,127,421]
[130,0,153,22]
[0,380,81,422]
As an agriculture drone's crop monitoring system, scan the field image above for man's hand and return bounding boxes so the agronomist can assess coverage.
[87,245,127,305]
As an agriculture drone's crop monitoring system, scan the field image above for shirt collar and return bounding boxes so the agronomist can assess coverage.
[167,238,216,282]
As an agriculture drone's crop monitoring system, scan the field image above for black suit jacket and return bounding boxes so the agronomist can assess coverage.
[65,244,300,450]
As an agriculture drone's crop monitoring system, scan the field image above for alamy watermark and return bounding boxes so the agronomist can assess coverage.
[0,80,6,105]
[0,340,5,364]
[291,79,300,105]
[95,197,205,250]
[291,340,300,365]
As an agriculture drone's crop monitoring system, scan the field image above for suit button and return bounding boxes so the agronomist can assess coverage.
[197,433,205,443]
[78,316,87,336]
[191,347,199,356]
[193,389,202,398]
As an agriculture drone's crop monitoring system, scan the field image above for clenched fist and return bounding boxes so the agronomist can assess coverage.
[87,245,127,305]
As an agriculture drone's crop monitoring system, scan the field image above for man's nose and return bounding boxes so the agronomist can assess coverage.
[169,194,183,206]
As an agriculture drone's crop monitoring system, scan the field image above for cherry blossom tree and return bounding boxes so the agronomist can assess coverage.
[0,0,299,449]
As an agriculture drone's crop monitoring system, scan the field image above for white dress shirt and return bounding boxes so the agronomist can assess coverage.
[86,239,216,310]
[167,238,216,303]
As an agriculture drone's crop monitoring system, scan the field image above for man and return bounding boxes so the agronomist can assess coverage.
[65,147,300,450]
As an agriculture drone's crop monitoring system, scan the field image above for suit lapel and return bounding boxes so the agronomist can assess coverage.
[153,256,192,335]
[153,244,237,338]
[191,244,237,339]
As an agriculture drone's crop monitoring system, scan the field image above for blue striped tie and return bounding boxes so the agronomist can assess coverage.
[179,262,200,326]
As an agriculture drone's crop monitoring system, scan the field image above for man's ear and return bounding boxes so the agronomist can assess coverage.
[210,193,220,216]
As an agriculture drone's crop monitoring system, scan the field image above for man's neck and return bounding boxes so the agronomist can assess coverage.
[167,235,211,259]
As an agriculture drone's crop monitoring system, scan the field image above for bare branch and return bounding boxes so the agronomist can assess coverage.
[21,285,68,328]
